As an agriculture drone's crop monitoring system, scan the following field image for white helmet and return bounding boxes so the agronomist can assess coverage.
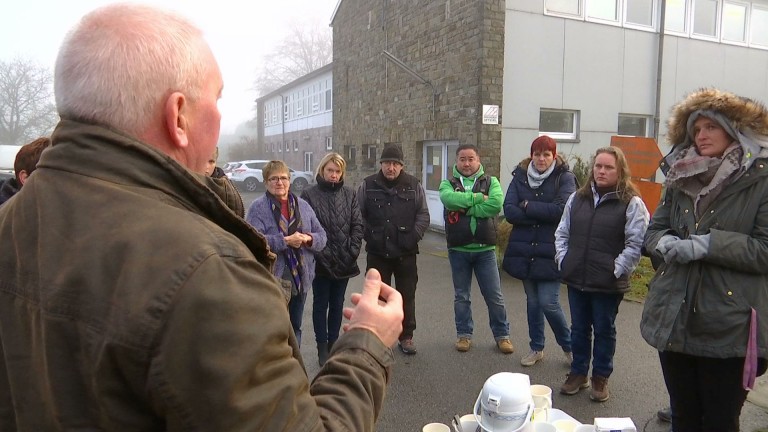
[473,372,534,432]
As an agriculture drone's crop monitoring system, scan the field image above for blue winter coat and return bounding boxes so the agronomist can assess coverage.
[502,156,576,281]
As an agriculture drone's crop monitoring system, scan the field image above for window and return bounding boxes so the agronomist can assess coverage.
[545,0,581,16]
[304,152,313,172]
[283,102,289,121]
[587,0,619,22]
[752,5,768,47]
[625,0,654,27]
[293,140,298,152]
[326,136,333,151]
[344,145,357,166]
[693,0,719,38]
[546,0,654,27]
[278,141,282,152]
[618,114,653,137]
[539,109,580,141]
[722,1,747,43]
[285,141,290,152]
[325,89,332,111]
[362,145,377,169]
[665,0,688,32]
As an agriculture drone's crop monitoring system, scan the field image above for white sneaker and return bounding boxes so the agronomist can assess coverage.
[521,350,544,366]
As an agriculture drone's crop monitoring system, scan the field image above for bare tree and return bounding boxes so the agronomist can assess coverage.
[254,23,332,97]
[0,57,58,145]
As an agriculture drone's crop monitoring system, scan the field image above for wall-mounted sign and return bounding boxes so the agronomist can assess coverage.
[482,105,499,125]
[611,135,664,215]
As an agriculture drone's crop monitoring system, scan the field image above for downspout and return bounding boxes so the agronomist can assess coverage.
[281,94,286,152]
[653,0,666,141]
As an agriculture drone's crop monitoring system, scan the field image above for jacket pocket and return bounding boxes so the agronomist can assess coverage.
[397,225,417,251]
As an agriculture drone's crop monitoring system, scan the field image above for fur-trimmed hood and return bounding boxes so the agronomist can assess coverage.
[667,88,768,147]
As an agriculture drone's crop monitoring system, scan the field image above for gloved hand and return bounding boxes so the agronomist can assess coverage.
[655,234,680,255]
[661,234,710,264]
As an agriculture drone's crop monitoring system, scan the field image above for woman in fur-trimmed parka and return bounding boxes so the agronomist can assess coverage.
[641,88,768,432]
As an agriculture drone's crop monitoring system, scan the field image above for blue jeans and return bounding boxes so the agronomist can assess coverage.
[312,276,349,344]
[449,250,509,340]
[522,279,571,352]
[288,290,308,345]
[567,287,623,378]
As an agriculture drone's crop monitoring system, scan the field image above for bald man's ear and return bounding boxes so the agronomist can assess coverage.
[164,92,190,149]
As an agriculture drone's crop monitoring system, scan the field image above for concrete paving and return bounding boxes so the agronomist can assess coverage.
[294,230,768,431]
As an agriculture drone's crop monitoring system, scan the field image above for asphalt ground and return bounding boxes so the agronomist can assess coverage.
[237,191,768,431]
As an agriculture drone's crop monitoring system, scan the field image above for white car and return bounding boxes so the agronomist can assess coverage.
[228,160,268,192]
[227,160,315,193]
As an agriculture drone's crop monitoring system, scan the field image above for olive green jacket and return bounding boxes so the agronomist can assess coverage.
[0,120,393,431]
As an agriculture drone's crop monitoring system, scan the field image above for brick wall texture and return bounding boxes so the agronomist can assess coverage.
[332,0,504,185]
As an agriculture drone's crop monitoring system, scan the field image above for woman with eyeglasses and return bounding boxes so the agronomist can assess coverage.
[246,160,327,346]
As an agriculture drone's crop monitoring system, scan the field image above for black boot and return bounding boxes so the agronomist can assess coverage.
[317,342,329,366]
[328,340,335,351]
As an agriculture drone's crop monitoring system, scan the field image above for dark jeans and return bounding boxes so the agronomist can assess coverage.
[567,287,623,378]
[312,276,350,344]
[288,290,308,345]
[448,250,509,340]
[660,351,768,432]
[367,253,417,340]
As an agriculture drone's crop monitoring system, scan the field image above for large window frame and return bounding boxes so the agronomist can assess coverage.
[539,109,580,142]
[545,0,768,50]
[544,0,658,30]
[751,4,768,48]
[617,113,654,137]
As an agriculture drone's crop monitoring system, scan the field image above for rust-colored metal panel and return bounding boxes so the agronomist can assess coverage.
[611,136,663,179]
[636,180,663,216]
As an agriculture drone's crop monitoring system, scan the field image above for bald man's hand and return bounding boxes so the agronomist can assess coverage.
[342,269,403,347]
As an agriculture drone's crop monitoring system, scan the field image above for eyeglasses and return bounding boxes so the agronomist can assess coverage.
[267,176,290,184]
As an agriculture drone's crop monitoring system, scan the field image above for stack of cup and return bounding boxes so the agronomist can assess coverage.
[530,384,552,423]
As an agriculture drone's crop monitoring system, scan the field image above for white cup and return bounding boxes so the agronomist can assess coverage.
[530,384,553,409]
[459,414,478,431]
[534,422,558,432]
[532,407,550,423]
[574,425,596,432]
[422,423,451,432]
[552,419,580,432]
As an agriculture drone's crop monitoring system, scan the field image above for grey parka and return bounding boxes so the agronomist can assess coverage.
[641,88,768,359]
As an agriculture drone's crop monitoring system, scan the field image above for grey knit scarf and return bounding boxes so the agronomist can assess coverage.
[665,143,743,216]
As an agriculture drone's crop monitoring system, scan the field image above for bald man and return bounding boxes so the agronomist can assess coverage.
[0,5,402,431]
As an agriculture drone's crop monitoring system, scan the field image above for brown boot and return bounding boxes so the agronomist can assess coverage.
[590,375,610,402]
[560,373,589,395]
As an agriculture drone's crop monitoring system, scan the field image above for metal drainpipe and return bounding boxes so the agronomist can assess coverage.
[654,0,667,141]
[281,94,286,154]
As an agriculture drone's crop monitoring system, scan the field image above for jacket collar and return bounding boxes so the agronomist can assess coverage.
[46,119,273,267]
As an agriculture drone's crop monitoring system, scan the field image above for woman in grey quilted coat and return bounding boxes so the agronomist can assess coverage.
[302,152,364,366]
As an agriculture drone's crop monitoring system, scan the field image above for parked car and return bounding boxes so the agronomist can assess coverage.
[287,167,315,193]
[228,160,268,192]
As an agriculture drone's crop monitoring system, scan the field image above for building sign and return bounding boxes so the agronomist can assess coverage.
[611,136,664,214]
[482,105,499,125]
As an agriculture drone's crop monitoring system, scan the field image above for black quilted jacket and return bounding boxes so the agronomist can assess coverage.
[302,176,364,279]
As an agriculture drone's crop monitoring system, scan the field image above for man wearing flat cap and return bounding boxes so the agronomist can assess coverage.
[358,145,430,354]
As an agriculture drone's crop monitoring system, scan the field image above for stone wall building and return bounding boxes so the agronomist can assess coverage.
[331,0,505,228]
